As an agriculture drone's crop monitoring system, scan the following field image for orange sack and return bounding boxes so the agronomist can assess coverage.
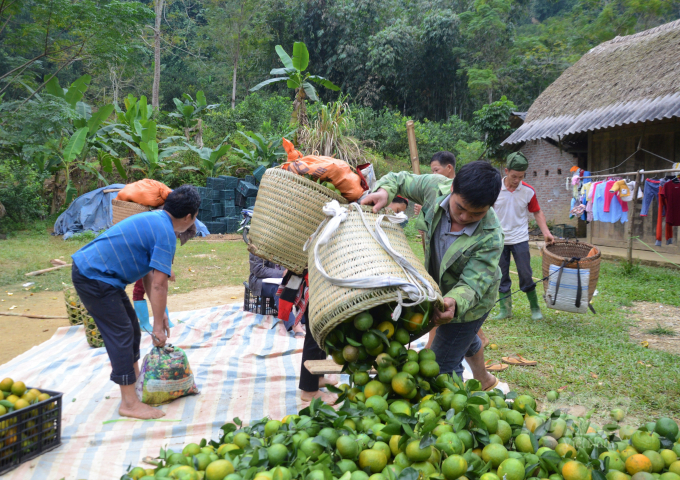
[117,179,172,207]
[280,138,365,202]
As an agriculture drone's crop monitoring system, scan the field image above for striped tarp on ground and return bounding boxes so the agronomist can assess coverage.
[0,304,307,480]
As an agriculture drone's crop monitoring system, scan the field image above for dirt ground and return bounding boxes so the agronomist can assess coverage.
[0,284,246,366]
[625,301,680,355]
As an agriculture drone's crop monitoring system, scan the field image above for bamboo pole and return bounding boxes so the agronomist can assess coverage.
[0,312,68,319]
[626,170,642,263]
[406,121,420,175]
[24,264,72,276]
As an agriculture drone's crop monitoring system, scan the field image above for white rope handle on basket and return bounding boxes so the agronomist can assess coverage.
[304,201,439,320]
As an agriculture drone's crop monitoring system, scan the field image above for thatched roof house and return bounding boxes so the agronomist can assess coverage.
[502,19,680,256]
[503,19,680,145]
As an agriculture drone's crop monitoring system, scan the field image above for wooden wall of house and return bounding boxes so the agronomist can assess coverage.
[587,118,680,254]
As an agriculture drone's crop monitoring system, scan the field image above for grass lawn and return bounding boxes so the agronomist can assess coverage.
[2,221,679,421]
[0,226,251,293]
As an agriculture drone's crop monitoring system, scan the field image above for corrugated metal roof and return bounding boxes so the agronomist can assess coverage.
[502,93,680,145]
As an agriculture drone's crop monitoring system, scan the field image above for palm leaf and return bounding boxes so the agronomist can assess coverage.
[292,42,310,71]
[250,77,289,92]
[307,75,341,91]
[63,127,89,162]
[275,45,294,69]
[302,82,319,102]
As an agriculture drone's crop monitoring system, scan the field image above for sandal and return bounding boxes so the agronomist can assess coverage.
[485,360,509,372]
[484,376,500,392]
[502,354,537,366]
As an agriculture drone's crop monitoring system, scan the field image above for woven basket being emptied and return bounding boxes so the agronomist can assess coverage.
[308,204,443,347]
[63,287,104,348]
[542,240,601,303]
[247,168,348,275]
[111,199,152,225]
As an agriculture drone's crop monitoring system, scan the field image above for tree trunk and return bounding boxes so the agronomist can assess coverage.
[152,0,165,109]
[231,30,240,109]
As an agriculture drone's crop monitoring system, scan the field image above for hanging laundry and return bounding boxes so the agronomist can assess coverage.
[656,179,680,246]
[593,181,627,224]
[603,180,628,214]
[641,179,661,216]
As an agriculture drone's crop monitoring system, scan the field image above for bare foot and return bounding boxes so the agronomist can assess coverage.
[119,401,166,419]
[300,390,337,404]
[478,328,490,348]
[318,374,338,387]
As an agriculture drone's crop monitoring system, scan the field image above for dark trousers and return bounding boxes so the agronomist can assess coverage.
[499,241,535,294]
[71,263,141,386]
[299,312,326,392]
[431,314,487,379]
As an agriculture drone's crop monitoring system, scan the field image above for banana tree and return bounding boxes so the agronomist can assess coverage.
[181,137,232,177]
[168,91,219,147]
[232,131,288,168]
[250,42,340,129]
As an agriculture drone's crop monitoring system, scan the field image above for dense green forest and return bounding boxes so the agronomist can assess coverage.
[0,0,678,231]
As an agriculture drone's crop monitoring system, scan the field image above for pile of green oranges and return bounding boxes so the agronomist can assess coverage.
[0,377,58,457]
[121,351,680,480]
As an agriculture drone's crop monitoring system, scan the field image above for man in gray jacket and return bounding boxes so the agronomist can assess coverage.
[248,252,284,299]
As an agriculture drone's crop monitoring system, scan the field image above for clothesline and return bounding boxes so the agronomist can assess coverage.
[580,167,680,181]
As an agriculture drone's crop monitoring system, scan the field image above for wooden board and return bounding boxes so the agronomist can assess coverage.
[304,359,376,376]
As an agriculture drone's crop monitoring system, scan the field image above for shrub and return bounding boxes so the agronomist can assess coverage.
[206,94,293,141]
[0,160,49,233]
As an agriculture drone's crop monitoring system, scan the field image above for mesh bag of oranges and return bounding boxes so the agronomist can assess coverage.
[135,345,199,406]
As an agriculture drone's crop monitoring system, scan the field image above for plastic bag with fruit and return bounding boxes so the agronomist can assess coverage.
[135,345,199,406]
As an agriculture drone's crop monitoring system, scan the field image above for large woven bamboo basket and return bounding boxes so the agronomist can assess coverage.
[247,168,348,275]
[542,240,601,302]
[112,199,152,225]
[308,204,443,347]
[63,287,104,347]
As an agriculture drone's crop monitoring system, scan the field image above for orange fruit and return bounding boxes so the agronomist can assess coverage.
[625,454,654,475]
[562,461,592,480]
[403,313,424,332]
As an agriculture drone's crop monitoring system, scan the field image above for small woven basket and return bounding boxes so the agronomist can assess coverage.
[111,199,152,225]
[247,168,348,274]
[308,204,442,347]
[542,240,601,302]
[63,287,87,326]
[85,315,104,348]
[63,287,104,347]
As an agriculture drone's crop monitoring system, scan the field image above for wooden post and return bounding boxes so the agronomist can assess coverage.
[626,170,641,264]
[406,121,420,175]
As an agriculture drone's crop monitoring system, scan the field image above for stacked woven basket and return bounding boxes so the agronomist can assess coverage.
[246,168,443,346]
[63,287,104,348]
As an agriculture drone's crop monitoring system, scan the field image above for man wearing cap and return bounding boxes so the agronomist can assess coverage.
[491,152,554,321]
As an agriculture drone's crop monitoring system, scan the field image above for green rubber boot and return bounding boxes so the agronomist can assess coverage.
[526,289,544,321]
[491,294,512,320]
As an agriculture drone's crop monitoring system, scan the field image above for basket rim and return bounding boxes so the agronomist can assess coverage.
[543,240,600,262]
[267,167,348,204]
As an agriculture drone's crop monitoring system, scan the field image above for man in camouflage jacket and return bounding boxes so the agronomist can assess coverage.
[362,161,503,390]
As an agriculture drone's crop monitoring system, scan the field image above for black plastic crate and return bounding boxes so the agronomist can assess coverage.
[204,221,226,234]
[197,210,213,222]
[245,197,257,208]
[237,181,258,198]
[235,192,245,207]
[219,189,236,201]
[212,203,224,218]
[211,189,222,201]
[225,216,239,233]
[244,175,255,185]
[253,166,267,184]
[218,176,240,190]
[553,224,577,239]
[243,282,278,316]
[224,206,236,217]
[207,177,227,190]
[199,197,212,209]
[220,199,235,209]
[0,387,63,475]
[196,186,211,198]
